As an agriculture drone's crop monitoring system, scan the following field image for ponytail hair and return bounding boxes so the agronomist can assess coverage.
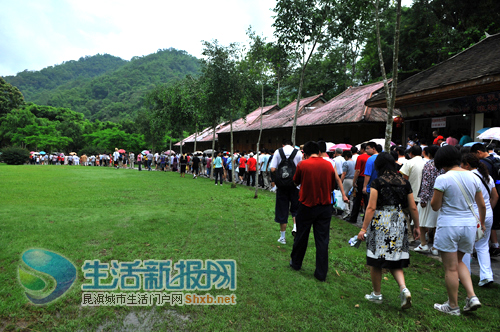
[462,153,489,181]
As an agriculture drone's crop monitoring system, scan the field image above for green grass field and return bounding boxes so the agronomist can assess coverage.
[0,165,499,331]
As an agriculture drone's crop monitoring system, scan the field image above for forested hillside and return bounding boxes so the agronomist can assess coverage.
[4,54,126,100]
[4,49,200,122]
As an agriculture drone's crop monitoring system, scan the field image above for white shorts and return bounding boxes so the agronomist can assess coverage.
[434,226,476,254]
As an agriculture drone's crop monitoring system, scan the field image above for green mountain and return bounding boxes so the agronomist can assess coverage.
[4,48,200,122]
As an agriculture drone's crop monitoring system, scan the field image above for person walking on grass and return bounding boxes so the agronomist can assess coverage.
[129,152,135,169]
[213,151,224,185]
[146,152,154,171]
[290,141,348,282]
[192,153,200,179]
[246,152,257,187]
[461,153,498,287]
[179,153,187,177]
[113,148,120,169]
[271,139,303,244]
[414,145,442,255]
[431,145,486,315]
[238,152,246,184]
[137,153,142,171]
[357,152,420,310]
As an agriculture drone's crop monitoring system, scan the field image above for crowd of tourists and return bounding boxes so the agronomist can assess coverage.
[27,133,499,316]
[267,137,499,316]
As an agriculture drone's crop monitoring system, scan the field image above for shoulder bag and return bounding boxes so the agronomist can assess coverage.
[450,175,484,242]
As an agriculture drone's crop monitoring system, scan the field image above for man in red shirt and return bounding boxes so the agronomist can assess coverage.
[246,152,257,186]
[290,141,348,282]
[238,152,247,184]
[349,143,369,224]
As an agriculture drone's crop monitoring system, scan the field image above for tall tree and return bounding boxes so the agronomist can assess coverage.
[200,40,241,181]
[273,0,332,146]
[374,0,402,152]
[247,30,272,198]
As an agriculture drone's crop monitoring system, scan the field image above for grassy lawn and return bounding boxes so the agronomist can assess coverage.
[0,165,499,331]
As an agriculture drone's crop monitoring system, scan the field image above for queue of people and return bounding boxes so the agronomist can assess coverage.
[27,137,499,316]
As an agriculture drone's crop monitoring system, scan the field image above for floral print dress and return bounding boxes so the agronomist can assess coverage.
[366,172,413,269]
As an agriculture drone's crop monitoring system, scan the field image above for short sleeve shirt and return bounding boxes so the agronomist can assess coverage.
[434,171,482,227]
[364,154,379,193]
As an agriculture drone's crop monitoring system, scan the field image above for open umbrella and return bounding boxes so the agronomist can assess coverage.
[118,149,126,153]
[69,152,77,156]
[141,150,150,155]
[325,142,335,152]
[39,151,46,155]
[203,149,215,155]
[463,142,483,147]
[164,150,175,155]
[477,127,491,134]
[355,139,395,151]
[30,151,36,154]
[31,152,40,155]
[330,143,352,152]
[477,127,500,141]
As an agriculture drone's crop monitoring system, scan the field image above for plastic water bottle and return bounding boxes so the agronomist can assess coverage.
[348,187,353,196]
[349,233,367,248]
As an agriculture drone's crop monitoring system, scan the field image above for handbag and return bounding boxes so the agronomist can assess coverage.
[450,175,484,242]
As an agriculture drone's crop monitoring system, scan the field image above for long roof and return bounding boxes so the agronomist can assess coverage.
[217,104,280,134]
[297,81,399,126]
[366,33,500,107]
[236,94,325,132]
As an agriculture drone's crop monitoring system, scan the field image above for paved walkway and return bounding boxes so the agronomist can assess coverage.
[344,212,500,285]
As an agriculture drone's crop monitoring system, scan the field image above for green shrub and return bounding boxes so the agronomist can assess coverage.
[0,146,30,165]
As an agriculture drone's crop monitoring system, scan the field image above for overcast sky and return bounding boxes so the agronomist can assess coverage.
[0,0,414,77]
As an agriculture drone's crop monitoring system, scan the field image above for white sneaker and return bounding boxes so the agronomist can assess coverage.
[434,301,460,315]
[478,279,494,287]
[364,292,383,304]
[400,288,412,309]
[463,296,481,312]
[277,238,286,245]
[414,244,429,252]
[430,247,439,256]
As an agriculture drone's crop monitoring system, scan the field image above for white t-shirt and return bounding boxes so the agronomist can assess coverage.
[399,156,426,202]
[434,171,482,227]
[270,145,302,169]
[472,169,494,219]
[113,151,120,161]
[323,156,336,171]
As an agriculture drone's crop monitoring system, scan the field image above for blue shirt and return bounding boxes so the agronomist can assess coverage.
[214,156,223,168]
[260,155,269,171]
[227,157,232,170]
[364,154,379,193]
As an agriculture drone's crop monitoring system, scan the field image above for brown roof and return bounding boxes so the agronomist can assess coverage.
[297,81,399,125]
[241,94,325,132]
[366,33,500,107]
[217,104,280,134]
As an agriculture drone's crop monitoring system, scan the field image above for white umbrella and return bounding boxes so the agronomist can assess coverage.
[355,139,395,151]
[325,142,335,152]
[477,127,500,141]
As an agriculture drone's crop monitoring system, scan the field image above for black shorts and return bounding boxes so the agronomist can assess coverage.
[180,164,186,173]
[239,168,246,176]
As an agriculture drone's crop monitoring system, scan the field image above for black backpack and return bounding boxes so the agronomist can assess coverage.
[275,148,298,189]
[482,157,500,191]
